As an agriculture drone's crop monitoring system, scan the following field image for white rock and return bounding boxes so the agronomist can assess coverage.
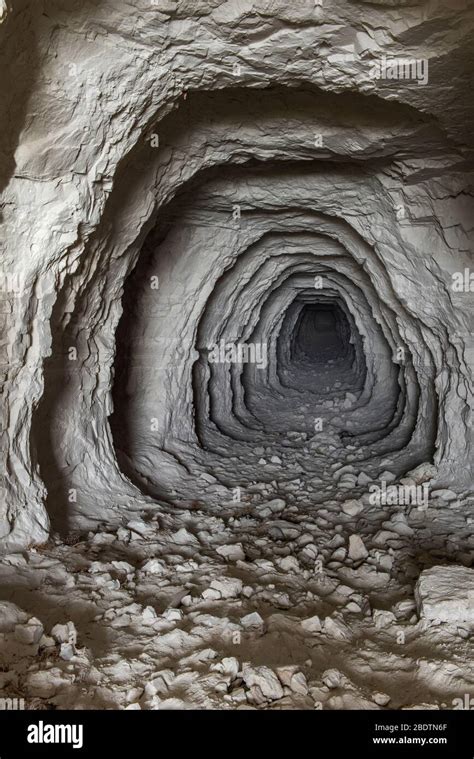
[142,606,157,623]
[373,692,391,706]
[242,665,284,701]
[171,528,199,546]
[27,669,68,698]
[256,498,286,516]
[321,669,343,689]
[277,556,300,573]
[379,470,396,482]
[126,520,152,537]
[140,558,167,574]
[162,608,182,622]
[431,489,457,501]
[116,527,131,542]
[241,611,265,629]
[211,657,240,678]
[39,634,56,648]
[216,543,246,562]
[323,617,351,640]
[373,609,396,629]
[0,602,28,633]
[342,499,363,516]
[111,560,135,574]
[348,534,369,561]
[14,621,43,645]
[203,577,243,600]
[59,643,76,661]
[228,687,247,704]
[289,671,308,695]
[301,615,322,633]
[51,621,77,646]
[415,566,474,624]
[276,666,308,695]
[406,463,437,484]
[382,513,414,537]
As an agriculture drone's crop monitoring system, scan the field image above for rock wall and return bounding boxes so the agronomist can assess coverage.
[1,0,473,551]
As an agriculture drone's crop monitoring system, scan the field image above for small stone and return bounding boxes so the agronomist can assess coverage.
[203,577,243,600]
[241,611,264,629]
[382,513,414,537]
[346,602,362,613]
[126,520,152,537]
[140,558,167,574]
[277,556,300,573]
[242,665,284,701]
[301,615,322,633]
[116,527,130,542]
[228,687,247,703]
[51,621,77,646]
[430,489,457,502]
[348,534,368,561]
[342,499,363,516]
[267,498,286,513]
[162,608,182,622]
[406,463,437,484]
[142,606,157,623]
[171,528,199,546]
[321,669,343,689]
[59,643,75,661]
[373,610,396,629]
[327,534,345,549]
[212,657,240,678]
[393,599,416,617]
[323,617,350,640]
[276,665,299,687]
[379,470,396,482]
[373,692,391,706]
[39,634,56,649]
[290,671,308,695]
[14,622,43,645]
[216,543,246,562]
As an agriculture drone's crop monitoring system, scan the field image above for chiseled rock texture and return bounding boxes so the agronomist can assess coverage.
[415,566,474,625]
[0,0,473,552]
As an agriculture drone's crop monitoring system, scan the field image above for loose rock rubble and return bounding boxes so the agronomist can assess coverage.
[0,491,472,710]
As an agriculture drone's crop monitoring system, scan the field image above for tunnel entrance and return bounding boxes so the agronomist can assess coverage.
[291,302,354,366]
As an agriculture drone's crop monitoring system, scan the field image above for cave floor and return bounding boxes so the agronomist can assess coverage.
[0,482,473,710]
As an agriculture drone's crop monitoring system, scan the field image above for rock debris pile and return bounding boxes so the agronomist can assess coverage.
[0,499,473,709]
